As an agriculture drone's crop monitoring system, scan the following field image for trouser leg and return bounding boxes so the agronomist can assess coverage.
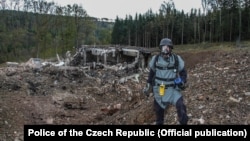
[154,99,165,125]
[176,97,188,125]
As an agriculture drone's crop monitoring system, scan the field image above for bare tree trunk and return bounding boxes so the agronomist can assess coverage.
[128,29,131,46]
[230,13,233,42]
[181,15,184,44]
[194,18,196,44]
[219,9,223,42]
[238,6,241,44]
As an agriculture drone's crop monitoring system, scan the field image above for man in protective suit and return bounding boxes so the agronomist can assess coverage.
[143,38,188,125]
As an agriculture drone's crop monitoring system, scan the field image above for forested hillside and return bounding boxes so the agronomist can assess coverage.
[1,0,250,63]
[0,0,113,64]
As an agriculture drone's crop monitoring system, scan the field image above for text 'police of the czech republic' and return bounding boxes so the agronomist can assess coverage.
[28,128,193,138]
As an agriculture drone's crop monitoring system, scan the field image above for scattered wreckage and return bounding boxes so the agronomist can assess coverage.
[6,45,157,84]
[67,45,155,83]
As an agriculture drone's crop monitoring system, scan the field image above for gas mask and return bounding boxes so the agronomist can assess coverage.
[161,45,170,56]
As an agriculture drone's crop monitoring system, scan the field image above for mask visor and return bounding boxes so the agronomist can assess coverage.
[161,45,169,55]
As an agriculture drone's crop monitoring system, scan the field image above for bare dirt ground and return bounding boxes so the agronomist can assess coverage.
[0,47,250,141]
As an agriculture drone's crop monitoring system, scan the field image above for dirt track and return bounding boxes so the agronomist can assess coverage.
[0,47,250,140]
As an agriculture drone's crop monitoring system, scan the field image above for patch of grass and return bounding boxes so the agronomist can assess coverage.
[174,41,250,53]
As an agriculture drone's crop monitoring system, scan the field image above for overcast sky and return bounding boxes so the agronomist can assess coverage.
[51,0,202,19]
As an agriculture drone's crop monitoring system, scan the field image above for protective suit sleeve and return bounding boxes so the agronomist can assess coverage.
[179,68,187,83]
[146,68,155,85]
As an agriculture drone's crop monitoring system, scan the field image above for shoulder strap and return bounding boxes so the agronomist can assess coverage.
[154,54,160,68]
[172,53,179,72]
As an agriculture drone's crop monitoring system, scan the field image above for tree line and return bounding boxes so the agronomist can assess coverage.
[112,0,250,47]
[0,0,249,63]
